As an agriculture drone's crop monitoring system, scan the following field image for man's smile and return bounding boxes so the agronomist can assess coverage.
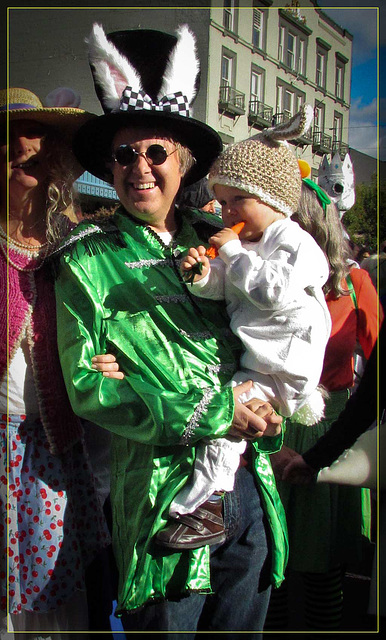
[130,182,156,190]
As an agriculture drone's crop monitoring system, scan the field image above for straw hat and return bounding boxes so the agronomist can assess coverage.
[1,87,96,178]
[0,87,95,139]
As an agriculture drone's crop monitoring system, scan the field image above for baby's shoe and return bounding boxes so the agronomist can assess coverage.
[155,498,226,550]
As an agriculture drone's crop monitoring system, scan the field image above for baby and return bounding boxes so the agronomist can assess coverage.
[156,105,332,550]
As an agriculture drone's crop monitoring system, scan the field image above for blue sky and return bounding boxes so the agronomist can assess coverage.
[317,1,383,160]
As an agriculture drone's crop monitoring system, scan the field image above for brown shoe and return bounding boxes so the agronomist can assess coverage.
[155,499,226,550]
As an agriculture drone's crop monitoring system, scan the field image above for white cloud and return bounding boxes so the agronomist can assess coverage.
[350,97,377,122]
[349,97,383,160]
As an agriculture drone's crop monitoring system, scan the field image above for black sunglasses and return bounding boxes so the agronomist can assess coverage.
[112,143,178,167]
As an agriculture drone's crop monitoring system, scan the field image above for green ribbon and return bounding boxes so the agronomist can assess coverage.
[302,178,331,211]
[183,260,203,286]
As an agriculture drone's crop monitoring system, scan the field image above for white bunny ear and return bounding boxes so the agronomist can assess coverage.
[160,24,199,104]
[263,103,314,142]
[44,87,81,108]
[87,23,142,112]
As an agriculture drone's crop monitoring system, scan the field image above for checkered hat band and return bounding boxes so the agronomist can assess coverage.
[120,87,190,117]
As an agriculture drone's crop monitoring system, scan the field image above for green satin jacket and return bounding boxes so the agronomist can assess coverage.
[55,206,288,614]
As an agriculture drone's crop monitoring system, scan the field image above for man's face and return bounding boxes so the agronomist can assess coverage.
[111,127,183,232]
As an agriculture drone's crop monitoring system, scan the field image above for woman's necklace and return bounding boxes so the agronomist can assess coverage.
[0,224,50,272]
[0,223,48,250]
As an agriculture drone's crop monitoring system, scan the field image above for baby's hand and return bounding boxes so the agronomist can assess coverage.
[209,227,239,249]
[180,246,210,284]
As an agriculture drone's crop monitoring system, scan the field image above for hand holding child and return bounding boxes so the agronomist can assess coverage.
[91,353,124,379]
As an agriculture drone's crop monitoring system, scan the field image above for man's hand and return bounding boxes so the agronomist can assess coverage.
[243,398,282,437]
[270,445,299,480]
[180,246,210,283]
[228,381,281,440]
[91,353,124,379]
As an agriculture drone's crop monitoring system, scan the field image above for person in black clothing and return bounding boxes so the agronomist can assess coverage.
[282,320,384,630]
[282,320,384,483]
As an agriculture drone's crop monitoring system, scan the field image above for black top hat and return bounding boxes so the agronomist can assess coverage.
[73,23,222,186]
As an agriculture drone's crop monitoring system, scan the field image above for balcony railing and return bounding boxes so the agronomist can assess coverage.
[332,140,349,158]
[219,85,245,115]
[272,110,291,125]
[248,100,273,127]
[312,129,332,154]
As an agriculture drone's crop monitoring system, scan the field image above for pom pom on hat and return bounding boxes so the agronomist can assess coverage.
[298,159,311,179]
[44,87,81,108]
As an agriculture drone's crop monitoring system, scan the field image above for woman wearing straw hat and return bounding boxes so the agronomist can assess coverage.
[0,87,113,639]
[55,24,286,636]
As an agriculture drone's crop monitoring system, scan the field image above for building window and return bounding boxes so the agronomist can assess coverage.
[278,26,285,64]
[278,21,307,75]
[224,0,237,33]
[276,85,293,118]
[335,61,344,100]
[250,67,264,115]
[287,32,296,70]
[249,65,272,124]
[219,49,245,115]
[315,38,331,90]
[221,52,234,88]
[252,7,264,49]
[251,69,263,103]
[316,50,326,88]
[296,94,303,112]
[333,112,343,146]
[298,39,305,76]
[314,102,324,133]
[276,82,305,119]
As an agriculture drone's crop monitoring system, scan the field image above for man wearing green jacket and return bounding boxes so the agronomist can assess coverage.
[55,23,288,636]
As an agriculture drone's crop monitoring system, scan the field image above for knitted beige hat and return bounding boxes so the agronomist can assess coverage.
[208,104,313,217]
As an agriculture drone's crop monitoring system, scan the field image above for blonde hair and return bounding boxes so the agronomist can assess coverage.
[294,182,352,297]
[42,128,79,244]
[174,140,195,177]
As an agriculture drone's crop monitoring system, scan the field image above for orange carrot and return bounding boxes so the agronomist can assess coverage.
[231,221,246,235]
[206,222,245,259]
[206,246,218,259]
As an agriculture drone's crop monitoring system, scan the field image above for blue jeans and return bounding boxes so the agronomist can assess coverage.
[121,465,272,638]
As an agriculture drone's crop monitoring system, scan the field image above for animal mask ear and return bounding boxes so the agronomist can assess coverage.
[87,22,142,112]
[318,154,330,179]
[263,103,314,142]
[318,152,356,215]
[342,153,354,183]
[160,24,199,106]
[44,87,81,108]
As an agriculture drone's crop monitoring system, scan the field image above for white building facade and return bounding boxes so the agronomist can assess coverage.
[8,1,353,189]
[206,0,352,176]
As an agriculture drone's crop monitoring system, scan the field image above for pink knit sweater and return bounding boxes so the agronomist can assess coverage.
[0,244,82,454]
